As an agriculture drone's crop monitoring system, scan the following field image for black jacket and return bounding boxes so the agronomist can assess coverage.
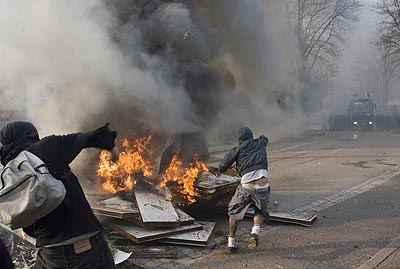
[219,127,268,176]
[1,123,116,247]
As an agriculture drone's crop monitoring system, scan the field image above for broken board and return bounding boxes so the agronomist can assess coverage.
[91,196,140,219]
[92,196,195,228]
[128,246,177,259]
[108,219,202,243]
[157,221,216,247]
[196,172,240,198]
[246,209,317,227]
[269,211,317,227]
[175,208,195,225]
[0,223,36,246]
[115,206,195,228]
[110,235,178,258]
[133,189,180,228]
[190,172,240,211]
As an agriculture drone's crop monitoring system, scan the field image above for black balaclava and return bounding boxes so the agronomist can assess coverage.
[238,127,253,145]
[0,121,39,165]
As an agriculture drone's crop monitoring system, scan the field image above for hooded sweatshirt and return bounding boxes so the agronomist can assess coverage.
[0,121,116,247]
[219,127,268,176]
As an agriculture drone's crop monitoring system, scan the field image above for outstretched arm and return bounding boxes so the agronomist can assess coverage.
[61,123,117,165]
[219,147,238,173]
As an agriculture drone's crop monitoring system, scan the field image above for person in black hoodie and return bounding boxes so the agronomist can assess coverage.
[219,127,270,252]
[0,121,117,269]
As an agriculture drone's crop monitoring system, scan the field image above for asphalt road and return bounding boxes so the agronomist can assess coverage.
[7,130,400,269]
[190,130,400,269]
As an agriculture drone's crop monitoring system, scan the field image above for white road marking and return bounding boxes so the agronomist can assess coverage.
[358,235,400,269]
[291,166,400,215]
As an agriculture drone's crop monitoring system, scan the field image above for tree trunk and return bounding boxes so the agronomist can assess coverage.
[382,80,389,114]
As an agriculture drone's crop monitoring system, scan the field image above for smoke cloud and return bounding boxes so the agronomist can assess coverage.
[0,0,299,153]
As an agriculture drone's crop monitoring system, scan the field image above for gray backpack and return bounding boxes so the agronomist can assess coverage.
[0,151,66,229]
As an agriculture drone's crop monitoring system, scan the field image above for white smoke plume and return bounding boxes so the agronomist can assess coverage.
[0,0,296,148]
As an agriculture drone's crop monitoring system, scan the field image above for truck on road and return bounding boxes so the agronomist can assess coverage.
[347,94,376,130]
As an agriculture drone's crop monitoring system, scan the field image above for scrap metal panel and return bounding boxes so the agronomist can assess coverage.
[157,221,216,247]
[133,189,180,227]
[108,219,202,243]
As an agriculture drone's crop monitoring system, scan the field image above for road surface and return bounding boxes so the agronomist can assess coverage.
[187,130,400,269]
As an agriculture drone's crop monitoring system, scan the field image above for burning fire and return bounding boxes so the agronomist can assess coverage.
[97,135,208,204]
[160,152,208,204]
[97,136,153,193]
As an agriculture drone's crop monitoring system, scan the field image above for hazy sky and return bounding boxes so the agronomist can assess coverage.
[326,0,381,112]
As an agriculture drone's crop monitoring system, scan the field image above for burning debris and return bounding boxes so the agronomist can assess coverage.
[159,153,208,204]
[96,133,209,205]
[89,131,219,252]
[97,136,153,193]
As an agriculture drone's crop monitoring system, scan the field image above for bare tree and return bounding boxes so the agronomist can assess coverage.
[284,0,361,112]
[372,42,400,113]
[377,0,400,51]
[375,1,400,113]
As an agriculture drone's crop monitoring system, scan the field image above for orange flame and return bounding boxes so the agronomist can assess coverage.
[97,136,153,193]
[160,153,208,204]
[97,135,208,204]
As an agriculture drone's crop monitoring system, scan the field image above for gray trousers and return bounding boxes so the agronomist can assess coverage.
[228,184,270,221]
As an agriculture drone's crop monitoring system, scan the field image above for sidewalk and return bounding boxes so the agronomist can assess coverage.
[358,235,400,269]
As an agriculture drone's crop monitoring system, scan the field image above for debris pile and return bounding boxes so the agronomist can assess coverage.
[89,172,225,248]
[2,169,317,268]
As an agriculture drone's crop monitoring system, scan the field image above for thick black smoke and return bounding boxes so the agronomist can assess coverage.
[0,0,298,162]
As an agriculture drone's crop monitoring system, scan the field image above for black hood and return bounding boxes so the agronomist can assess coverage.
[0,121,39,165]
[238,127,253,144]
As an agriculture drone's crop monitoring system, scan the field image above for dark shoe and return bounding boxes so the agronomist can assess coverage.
[228,245,239,253]
[248,234,258,249]
[227,236,238,253]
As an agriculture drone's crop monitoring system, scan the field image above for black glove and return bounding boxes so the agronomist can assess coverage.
[99,123,117,150]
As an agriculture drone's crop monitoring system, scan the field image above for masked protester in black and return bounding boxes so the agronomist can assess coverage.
[0,121,117,269]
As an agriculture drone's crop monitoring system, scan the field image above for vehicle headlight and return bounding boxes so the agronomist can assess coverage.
[353,121,358,125]
[368,121,373,125]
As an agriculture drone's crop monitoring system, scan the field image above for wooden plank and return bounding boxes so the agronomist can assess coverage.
[93,196,140,213]
[245,209,317,227]
[196,172,240,190]
[175,208,195,225]
[93,196,194,228]
[109,234,178,258]
[157,221,216,247]
[108,219,202,243]
[91,206,139,219]
[85,192,115,201]
[133,189,180,227]
[196,172,240,200]
[0,223,36,246]
[128,246,177,259]
[91,196,140,219]
[269,211,317,227]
